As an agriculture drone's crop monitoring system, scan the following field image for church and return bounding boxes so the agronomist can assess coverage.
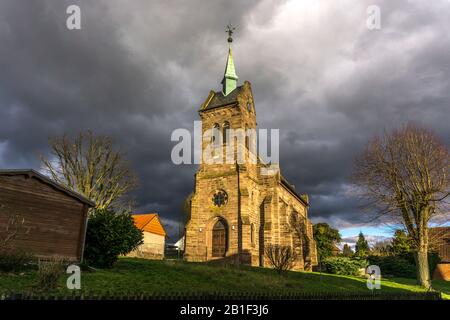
[184,28,317,271]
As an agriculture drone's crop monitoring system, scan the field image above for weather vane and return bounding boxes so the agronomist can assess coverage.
[226,23,236,43]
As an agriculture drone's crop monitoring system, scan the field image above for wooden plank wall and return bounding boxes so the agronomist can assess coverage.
[0,175,86,261]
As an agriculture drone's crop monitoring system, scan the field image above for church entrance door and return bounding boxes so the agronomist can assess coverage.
[212,220,226,257]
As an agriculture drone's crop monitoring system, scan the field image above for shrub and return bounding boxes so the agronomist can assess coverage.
[265,244,296,274]
[427,252,441,275]
[35,257,65,291]
[322,257,368,276]
[368,255,416,278]
[83,209,143,268]
[0,250,34,272]
[368,252,441,279]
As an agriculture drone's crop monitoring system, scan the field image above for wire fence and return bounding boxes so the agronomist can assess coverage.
[0,290,442,300]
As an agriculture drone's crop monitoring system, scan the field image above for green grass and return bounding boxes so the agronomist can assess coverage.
[0,257,448,299]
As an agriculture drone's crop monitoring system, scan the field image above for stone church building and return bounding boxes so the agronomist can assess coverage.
[184,31,317,271]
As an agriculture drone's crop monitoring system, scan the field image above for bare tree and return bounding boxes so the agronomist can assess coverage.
[289,212,312,270]
[353,124,449,288]
[40,131,137,211]
[181,192,193,224]
[264,244,296,274]
[0,213,25,251]
[371,240,392,256]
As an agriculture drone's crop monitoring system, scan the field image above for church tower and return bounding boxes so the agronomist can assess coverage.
[184,26,318,269]
[184,25,260,265]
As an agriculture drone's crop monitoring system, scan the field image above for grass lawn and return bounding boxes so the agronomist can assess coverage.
[0,257,448,299]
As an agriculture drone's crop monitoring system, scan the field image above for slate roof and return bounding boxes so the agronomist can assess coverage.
[201,85,244,111]
[280,175,309,207]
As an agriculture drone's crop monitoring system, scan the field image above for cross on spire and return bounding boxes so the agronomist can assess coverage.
[226,23,236,43]
[222,24,238,96]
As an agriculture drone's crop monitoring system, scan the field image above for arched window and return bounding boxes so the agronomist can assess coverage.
[222,121,230,144]
[250,223,255,247]
[212,123,220,145]
[245,126,249,149]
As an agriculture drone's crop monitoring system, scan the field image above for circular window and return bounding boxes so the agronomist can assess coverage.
[212,190,228,207]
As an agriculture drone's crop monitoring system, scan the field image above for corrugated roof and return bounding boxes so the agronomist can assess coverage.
[0,169,95,207]
[132,213,167,237]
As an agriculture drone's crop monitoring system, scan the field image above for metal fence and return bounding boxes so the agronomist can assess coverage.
[0,291,442,300]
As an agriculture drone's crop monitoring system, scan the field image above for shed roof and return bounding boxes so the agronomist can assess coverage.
[0,169,95,207]
[132,213,167,237]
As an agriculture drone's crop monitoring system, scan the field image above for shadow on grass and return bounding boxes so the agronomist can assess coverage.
[105,257,421,294]
[1,257,444,298]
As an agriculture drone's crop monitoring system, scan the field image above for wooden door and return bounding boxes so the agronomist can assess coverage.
[212,220,226,257]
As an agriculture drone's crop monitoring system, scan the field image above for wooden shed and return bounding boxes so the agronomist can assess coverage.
[0,169,95,262]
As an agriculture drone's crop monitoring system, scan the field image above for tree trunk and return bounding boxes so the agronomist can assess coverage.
[414,249,431,289]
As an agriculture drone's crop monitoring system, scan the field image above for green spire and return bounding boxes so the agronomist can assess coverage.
[221,24,238,96]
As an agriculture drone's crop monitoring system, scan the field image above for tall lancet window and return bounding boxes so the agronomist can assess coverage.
[223,121,230,144]
[212,123,220,147]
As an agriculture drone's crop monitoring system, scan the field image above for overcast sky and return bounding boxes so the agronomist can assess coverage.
[0,0,449,240]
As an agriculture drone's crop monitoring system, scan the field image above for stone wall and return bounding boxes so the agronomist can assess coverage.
[128,231,165,260]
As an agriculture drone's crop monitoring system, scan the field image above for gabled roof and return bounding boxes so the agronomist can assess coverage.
[0,169,95,207]
[332,243,341,253]
[200,85,244,111]
[280,175,309,207]
[132,213,167,237]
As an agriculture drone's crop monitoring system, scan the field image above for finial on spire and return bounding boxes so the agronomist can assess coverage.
[226,23,236,43]
[222,23,238,96]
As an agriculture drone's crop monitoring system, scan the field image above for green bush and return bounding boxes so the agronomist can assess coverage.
[83,209,143,268]
[368,255,416,278]
[427,252,441,275]
[0,250,35,272]
[322,257,368,276]
[367,252,440,279]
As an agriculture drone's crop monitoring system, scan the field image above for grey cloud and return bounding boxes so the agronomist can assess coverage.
[0,0,449,238]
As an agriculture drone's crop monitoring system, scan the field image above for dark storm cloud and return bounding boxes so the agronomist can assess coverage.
[0,0,449,238]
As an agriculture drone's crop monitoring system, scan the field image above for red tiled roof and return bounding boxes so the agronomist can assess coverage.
[131,213,167,237]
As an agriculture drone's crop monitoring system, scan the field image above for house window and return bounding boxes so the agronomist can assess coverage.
[212,190,228,207]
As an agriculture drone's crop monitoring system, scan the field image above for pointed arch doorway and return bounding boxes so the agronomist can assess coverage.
[212,219,227,257]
